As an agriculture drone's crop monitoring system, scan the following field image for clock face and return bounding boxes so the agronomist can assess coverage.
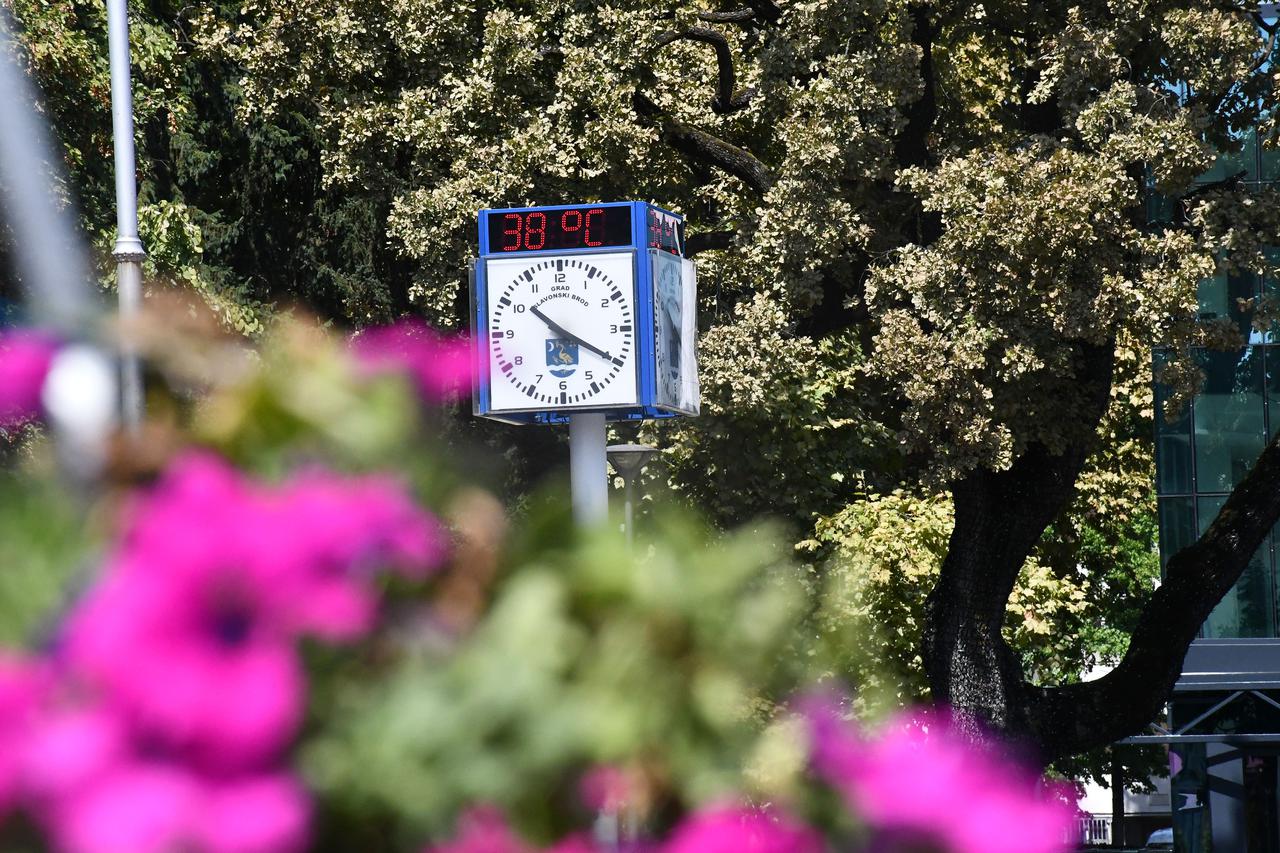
[485,252,638,412]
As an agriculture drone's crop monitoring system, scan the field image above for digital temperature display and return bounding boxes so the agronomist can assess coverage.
[486,205,632,253]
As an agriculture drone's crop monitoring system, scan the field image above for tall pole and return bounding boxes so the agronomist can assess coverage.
[0,11,93,334]
[106,0,145,433]
[569,413,608,525]
[622,475,635,546]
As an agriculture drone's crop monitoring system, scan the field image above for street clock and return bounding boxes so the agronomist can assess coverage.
[485,252,637,411]
[471,202,700,425]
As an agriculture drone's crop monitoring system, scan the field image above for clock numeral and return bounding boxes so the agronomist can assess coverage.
[584,371,593,381]
[514,356,523,365]
[514,304,526,314]
[554,273,566,283]
[531,283,539,294]
[505,330,514,339]
[610,324,618,333]
[600,298,609,308]
[534,374,543,384]
[559,381,568,391]
[525,212,547,250]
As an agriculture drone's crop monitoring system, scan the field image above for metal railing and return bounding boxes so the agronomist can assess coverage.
[1077,814,1113,846]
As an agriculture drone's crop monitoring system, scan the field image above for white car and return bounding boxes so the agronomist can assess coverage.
[1143,827,1174,850]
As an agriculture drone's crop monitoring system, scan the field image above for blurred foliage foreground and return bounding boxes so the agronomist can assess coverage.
[0,311,1071,853]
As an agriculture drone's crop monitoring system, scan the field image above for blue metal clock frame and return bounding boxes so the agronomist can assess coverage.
[472,201,685,425]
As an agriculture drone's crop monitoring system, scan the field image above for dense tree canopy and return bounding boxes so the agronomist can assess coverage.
[6,0,1280,769]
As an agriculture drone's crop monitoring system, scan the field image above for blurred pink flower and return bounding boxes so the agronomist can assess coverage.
[19,706,127,802]
[48,763,309,853]
[427,808,602,853]
[252,468,449,639]
[48,762,199,853]
[194,773,311,853]
[64,557,306,771]
[352,319,471,401]
[429,807,531,853]
[0,655,49,813]
[0,330,57,428]
[661,806,822,853]
[578,765,630,812]
[64,452,446,769]
[805,701,1072,853]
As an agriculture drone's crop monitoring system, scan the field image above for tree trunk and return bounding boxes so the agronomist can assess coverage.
[922,341,1112,748]
[922,441,1090,738]
[922,334,1280,769]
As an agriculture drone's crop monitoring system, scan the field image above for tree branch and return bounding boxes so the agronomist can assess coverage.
[893,3,938,172]
[1027,426,1280,764]
[697,7,757,24]
[634,92,776,194]
[656,27,754,114]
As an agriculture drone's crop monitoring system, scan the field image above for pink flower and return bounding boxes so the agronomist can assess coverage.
[19,706,127,802]
[578,765,630,812]
[352,319,471,401]
[63,565,305,771]
[194,773,311,853]
[63,452,446,769]
[0,655,50,813]
[47,763,310,853]
[48,762,199,853]
[661,806,822,853]
[426,809,602,853]
[0,330,57,428]
[250,468,449,639]
[429,807,531,853]
[805,701,1073,853]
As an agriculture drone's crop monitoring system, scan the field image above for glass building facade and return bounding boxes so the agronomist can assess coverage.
[1154,129,1280,638]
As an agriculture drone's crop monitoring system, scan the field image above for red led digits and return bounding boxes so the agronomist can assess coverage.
[502,213,522,251]
[488,206,627,251]
[584,208,605,247]
[525,212,547,250]
[560,210,582,247]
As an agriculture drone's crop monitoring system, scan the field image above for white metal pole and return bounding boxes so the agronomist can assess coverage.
[106,0,145,433]
[622,474,635,546]
[0,12,92,333]
[569,413,608,525]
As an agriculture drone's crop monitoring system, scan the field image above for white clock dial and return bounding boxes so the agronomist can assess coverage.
[485,252,638,412]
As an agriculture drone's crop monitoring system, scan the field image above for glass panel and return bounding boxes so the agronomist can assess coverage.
[1269,345,1280,438]
[1199,496,1274,637]
[1264,248,1280,345]
[1146,191,1176,225]
[1155,351,1194,494]
[1198,271,1230,320]
[1197,130,1259,184]
[1158,497,1196,571]
[1194,347,1266,491]
[1197,267,1257,338]
[1261,138,1280,183]
[1274,518,1280,642]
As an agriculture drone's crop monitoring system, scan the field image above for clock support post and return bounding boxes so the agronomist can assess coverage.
[569,413,608,525]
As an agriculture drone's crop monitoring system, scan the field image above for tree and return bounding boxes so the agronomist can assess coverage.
[1,0,423,330]
[11,0,1279,768]
[199,0,1280,767]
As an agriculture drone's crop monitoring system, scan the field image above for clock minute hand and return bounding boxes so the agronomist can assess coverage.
[530,305,613,361]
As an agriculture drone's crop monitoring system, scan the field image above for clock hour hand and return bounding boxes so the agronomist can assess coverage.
[529,304,613,361]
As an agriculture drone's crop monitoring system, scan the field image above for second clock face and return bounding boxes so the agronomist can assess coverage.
[485,252,638,412]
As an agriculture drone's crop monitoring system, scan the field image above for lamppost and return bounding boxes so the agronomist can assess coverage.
[105,0,145,433]
[606,443,657,544]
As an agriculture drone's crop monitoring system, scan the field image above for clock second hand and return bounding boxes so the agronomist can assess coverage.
[529,304,614,361]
